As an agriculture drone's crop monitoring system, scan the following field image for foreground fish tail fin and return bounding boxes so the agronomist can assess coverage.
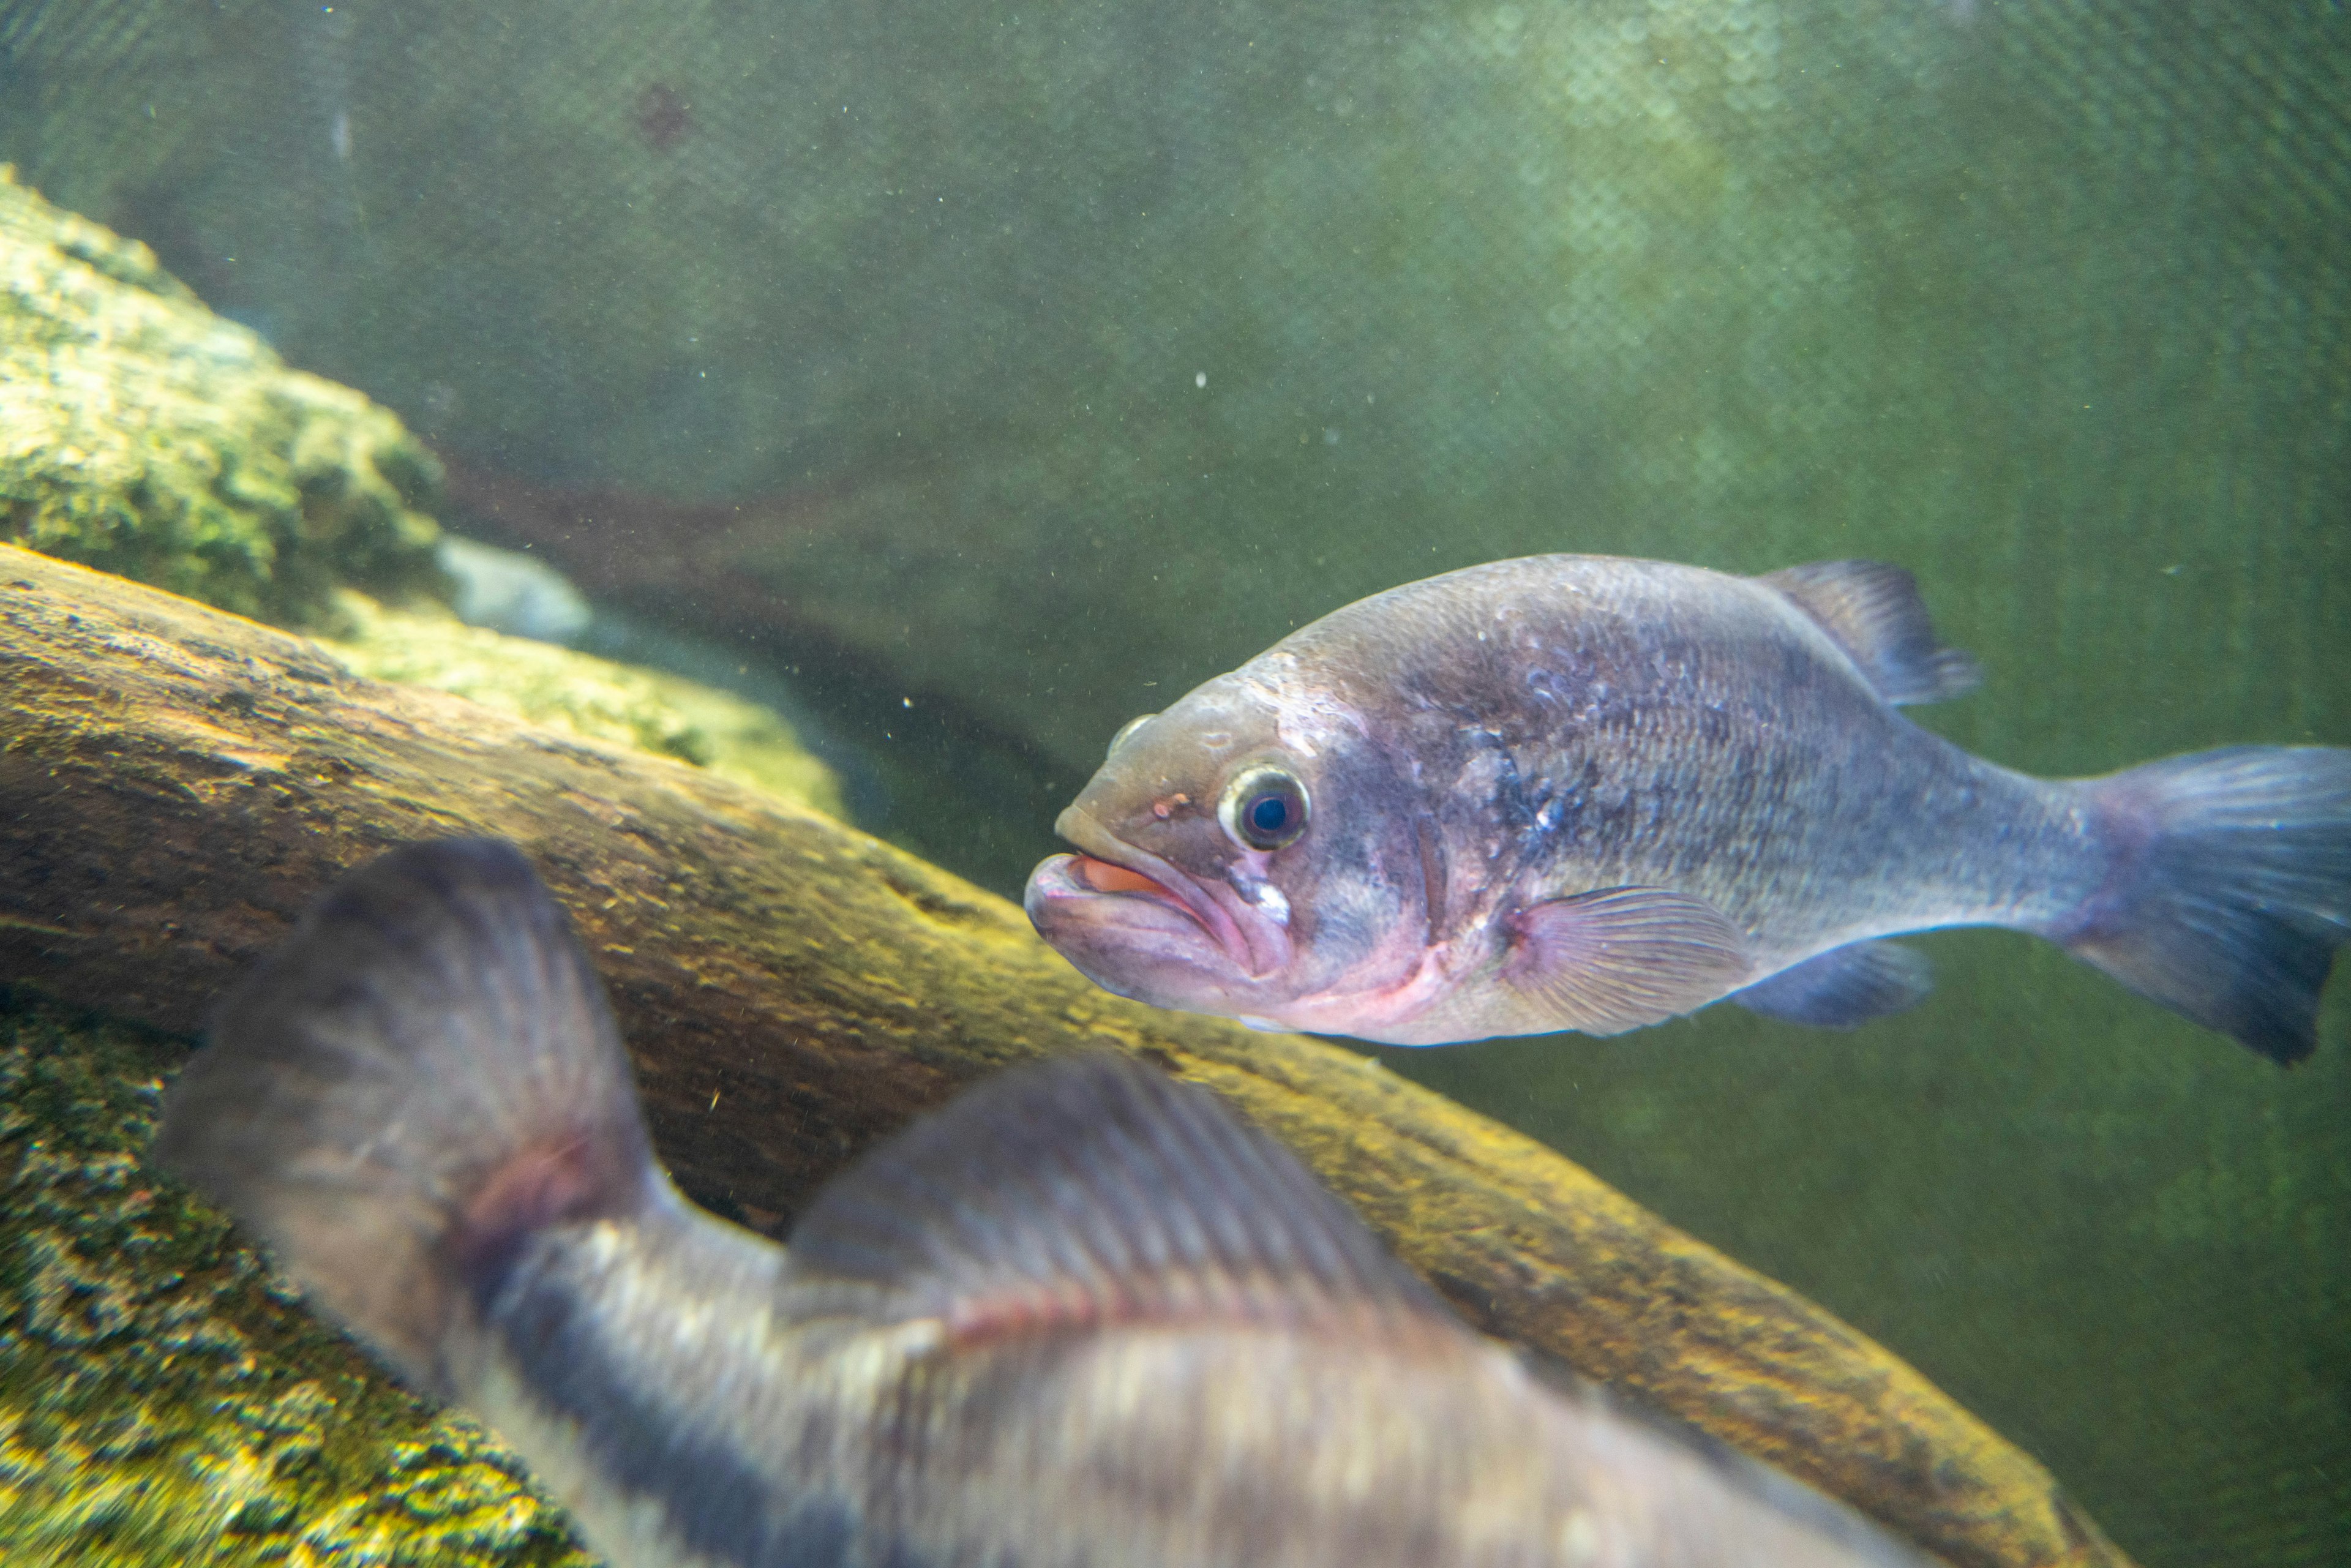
[2063,747,2351,1063]
[154,839,654,1394]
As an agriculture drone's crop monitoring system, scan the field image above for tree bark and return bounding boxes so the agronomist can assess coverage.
[0,545,2131,1568]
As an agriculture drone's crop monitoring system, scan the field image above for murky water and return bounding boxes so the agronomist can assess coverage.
[2,2,2345,1563]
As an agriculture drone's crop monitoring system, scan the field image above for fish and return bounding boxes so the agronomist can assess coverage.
[156,838,1946,1568]
[1025,555,2351,1060]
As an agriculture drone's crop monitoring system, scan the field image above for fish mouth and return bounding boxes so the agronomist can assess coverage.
[1032,808,1258,974]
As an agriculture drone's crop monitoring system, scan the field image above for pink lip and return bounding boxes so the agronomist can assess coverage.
[1049,808,1255,972]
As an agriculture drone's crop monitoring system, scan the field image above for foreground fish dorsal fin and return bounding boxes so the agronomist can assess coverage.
[1732,939,1934,1029]
[1499,886,1754,1037]
[1760,560,1983,706]
[777,1053,1449,1338]
[154,839,654,1395]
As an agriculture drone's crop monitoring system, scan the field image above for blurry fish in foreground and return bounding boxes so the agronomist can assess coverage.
[1027,556,2351,1061]
[157,839,1944,1568]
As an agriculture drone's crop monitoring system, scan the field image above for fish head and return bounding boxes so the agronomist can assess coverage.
[1026,671,1429,1027]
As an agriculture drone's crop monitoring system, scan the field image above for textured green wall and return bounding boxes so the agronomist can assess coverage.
[6,1,2342,769]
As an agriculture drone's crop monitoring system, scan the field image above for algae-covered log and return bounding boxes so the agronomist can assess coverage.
[318,588,846,822]
[0,988,598,1565]
[0,546,2130,1568]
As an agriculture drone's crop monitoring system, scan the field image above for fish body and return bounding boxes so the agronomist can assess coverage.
[1026,555,2350,1059]
[157,840,1941,1567]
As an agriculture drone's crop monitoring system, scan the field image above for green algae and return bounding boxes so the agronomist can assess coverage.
[318,590,846,821]
[0,986,595,1567]
[0,168,444,629]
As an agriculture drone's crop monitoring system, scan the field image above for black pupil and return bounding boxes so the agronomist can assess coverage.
[1248,793,1290,835]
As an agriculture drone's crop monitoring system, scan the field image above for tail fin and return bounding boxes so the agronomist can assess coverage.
[2065,748,2351,1063]
[154,839,654,1394]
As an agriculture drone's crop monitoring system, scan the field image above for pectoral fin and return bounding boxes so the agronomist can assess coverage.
[1498,887,1754,1037]
[1733,939,1933,1028]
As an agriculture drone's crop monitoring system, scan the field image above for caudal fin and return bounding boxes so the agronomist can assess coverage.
[153,839,654,1394]
[2064,747,2351,1063]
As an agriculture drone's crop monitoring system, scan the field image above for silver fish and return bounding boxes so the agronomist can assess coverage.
[1025,555,2350,1059]
[157,839,1943,1568]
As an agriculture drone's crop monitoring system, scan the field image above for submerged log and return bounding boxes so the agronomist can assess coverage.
[0,545,2131,1568]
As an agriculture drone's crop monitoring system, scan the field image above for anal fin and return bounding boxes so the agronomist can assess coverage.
[1761,560,1982,706]
[1733,939,1933,1029]
[1498,887,1753,1037]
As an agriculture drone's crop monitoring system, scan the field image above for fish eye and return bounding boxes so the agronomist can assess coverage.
[1218,764,1310,852]
[1108,713,1157,759]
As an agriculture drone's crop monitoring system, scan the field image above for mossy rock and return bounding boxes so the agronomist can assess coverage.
[0,168,443,627]
[0,162,841,827]
[319,590,845,821]
[0,986,593,1567]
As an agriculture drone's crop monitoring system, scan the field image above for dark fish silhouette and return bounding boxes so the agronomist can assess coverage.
[157,839,1944,1567]
[1027,556,2350,1059]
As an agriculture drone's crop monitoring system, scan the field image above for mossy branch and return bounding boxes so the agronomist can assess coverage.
[0,546,2131,1568]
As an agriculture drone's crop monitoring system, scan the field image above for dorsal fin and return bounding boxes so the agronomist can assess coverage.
[1760,560,1982,705]
[776,1054,1450,1342]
